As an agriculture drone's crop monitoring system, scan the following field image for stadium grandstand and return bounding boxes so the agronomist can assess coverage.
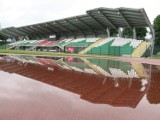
[0,7,155,57]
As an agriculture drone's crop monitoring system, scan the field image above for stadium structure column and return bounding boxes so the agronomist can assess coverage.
[106,28,110,37]
[133,27,136,39]
[118,28,122,37]
[141,8,155,57]
[150,27,155,56]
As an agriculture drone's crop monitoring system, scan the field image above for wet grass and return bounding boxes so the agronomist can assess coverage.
[0,49,72,56]
[1,49,160,60]
[0,49,115,59]
[151,56,160,59]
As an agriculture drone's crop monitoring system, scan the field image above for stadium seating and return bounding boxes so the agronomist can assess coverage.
[87,38,114,55]
[5,37,150,57]
[86,37,143,56]
[53,38,73,47]
[85,58,139,78]
[6,40,44,50]
[66,38,99,53]
[67,38,99,47]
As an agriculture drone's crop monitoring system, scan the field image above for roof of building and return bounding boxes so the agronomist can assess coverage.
[0,7,153,38]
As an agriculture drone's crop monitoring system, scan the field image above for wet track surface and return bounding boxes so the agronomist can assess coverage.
[0,55,160,120]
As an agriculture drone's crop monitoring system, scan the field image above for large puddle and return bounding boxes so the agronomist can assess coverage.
[0,55,159,120]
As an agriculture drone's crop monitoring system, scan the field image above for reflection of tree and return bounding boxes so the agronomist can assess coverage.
[147,66,160,104]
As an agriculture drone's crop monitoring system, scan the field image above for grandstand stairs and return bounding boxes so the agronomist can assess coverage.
[58,59,73,70]
[81,58,104,75]
[28,46,37,51]
[60,39,74,49]
[131,41,151,57]
[131,62,147,78]
[78,38,106,54]
[7,46,15,50]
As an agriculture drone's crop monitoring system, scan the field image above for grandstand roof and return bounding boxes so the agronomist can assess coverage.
[0,7,153,38]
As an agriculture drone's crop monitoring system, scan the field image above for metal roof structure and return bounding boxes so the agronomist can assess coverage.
[0,7,154,39]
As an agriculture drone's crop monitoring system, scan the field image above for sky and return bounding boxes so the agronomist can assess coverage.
[0,0,159,28]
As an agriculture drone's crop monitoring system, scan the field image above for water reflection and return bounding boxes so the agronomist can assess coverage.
[0,55,158,109]
[147,66,160,104]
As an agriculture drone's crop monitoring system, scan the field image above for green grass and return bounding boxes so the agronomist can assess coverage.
[151,56,160,59]
[0,49,77,56]
[1,49,160,60]
[0,49,116,59]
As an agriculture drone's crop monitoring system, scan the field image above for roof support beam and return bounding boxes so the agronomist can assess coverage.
[6,28,27,37]
[0,32,10,38]
[24,27,45,36]
[34,25,52,34]
[65,19,86,37]
[98,9,118,31]
[47,23,68,38]
[20,28,42,38]
[47,23,62,32]
[27,26,47,35]
[117,9,132,29]
[55,21,73,33]
[55,21,76,38]
[87,12,106,30]
[17,28,36,37]
[76,16,97,37]
[1,30,18,38]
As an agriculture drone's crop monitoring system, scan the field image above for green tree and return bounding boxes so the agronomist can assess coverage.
[153,15,160,45]
[122,27,147,40]
[122,28,133,38]
[136,27,147,40]
[0,35,6,40]
[110,28,118,37]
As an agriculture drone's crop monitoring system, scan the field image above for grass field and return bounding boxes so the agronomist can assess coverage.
[0,49,160,60]
[0,49,116,59]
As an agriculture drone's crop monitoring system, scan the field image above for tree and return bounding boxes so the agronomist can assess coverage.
[153,15,160,45]
[122,28,133,38]
[136,27,147,40]
[110,28,118,37]
[0,35,7,41]
[122,27,147,40]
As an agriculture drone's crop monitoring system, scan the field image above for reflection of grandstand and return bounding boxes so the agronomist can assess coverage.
[8,55,147,78]
[0,7,154,57]
[0,56,149,108]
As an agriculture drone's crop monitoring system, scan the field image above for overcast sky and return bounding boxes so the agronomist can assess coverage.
[0,0,159,28]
